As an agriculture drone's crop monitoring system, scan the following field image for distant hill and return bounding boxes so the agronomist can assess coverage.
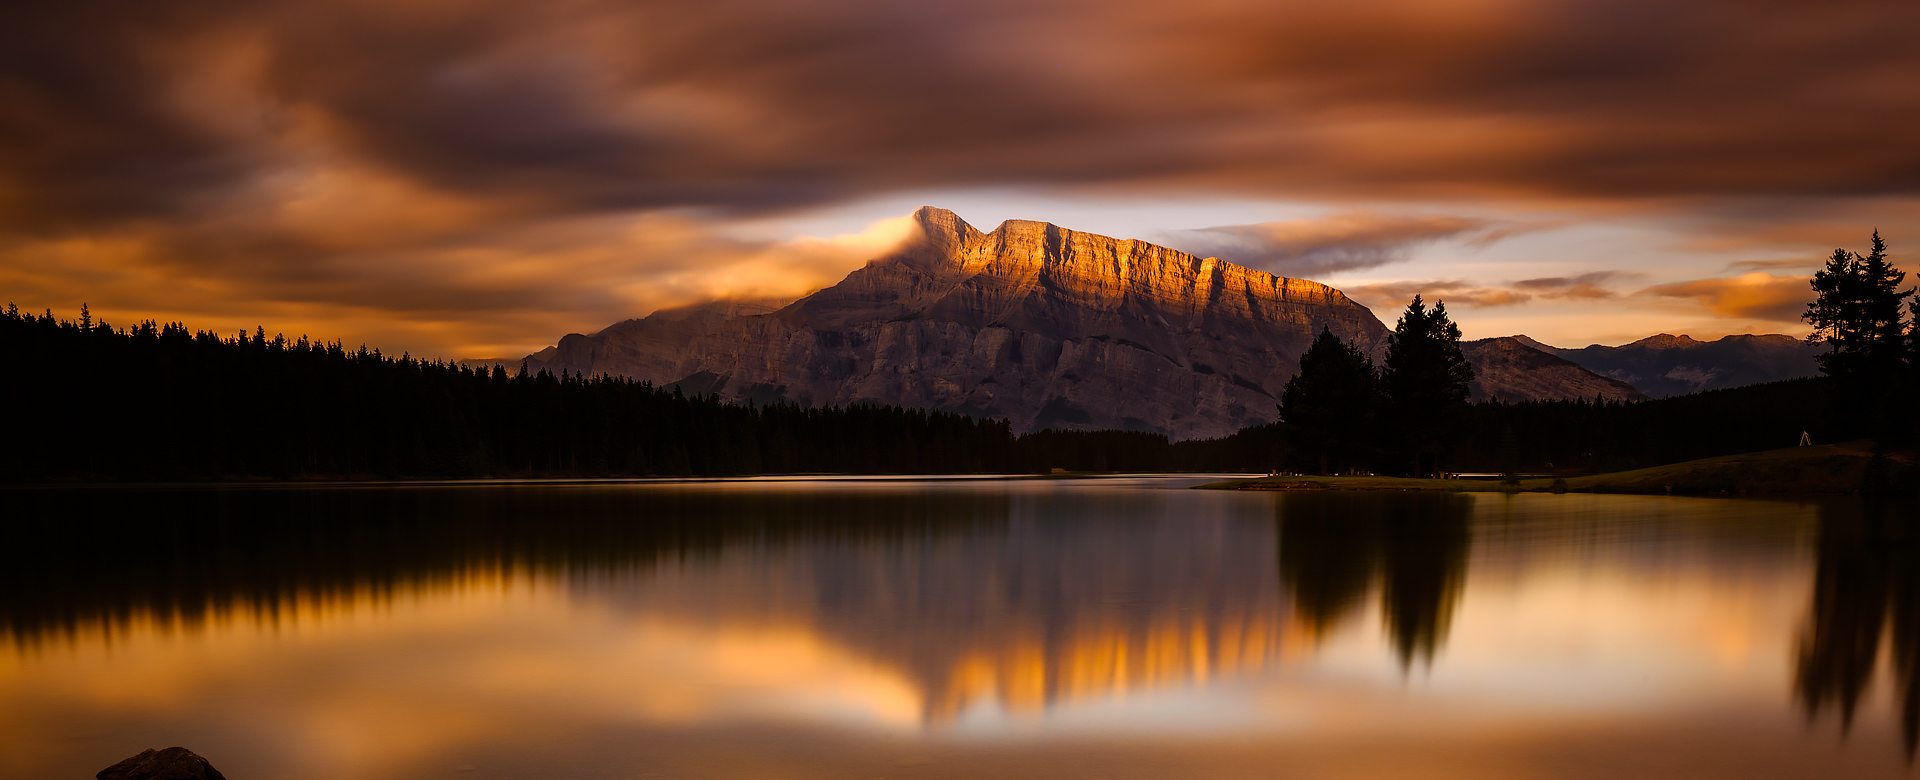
[1515,333,1821,397]
[527,207,1641,439]
[1461,337,1644,403]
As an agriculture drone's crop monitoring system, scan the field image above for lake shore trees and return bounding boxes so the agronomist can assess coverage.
[1803,230,1914,446]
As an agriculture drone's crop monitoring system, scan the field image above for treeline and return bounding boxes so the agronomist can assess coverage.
[1274,370,1841,476]
[1275,230,1917,477]
[0,305,1020,480]
[1275,296,1480,476]
[1010,424,1284,473]
[0,304,1299,480]
[4,243,1907,482]
[1453,378,1834,473]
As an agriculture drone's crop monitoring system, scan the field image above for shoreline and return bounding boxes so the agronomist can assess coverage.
[1198,443,1916,498]
[0,472,1266,491]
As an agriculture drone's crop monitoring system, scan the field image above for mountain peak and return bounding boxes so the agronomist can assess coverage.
[992,217,1063,235]
[1544,332,1821,397]
[1509,334,1564,353]
[911,206,979,247]
[1461,337,1644,402]
[1629,333,1700,349]
[526,207,1651,438]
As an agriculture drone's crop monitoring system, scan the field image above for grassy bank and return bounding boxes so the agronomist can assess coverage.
[1200,442,1917,497]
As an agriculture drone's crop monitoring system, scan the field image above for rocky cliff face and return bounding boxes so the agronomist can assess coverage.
[1462,337,1645,403]
[531,207,1386,438]
[1519,333,1820,397]
[529,207,1639,438]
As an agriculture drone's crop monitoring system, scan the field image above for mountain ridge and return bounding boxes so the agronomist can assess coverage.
[1462,337,1645,403]
[528,207,1646,438]
[1507,332,1820,397]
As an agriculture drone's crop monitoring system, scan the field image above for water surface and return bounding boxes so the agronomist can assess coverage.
[2,479,1914,778]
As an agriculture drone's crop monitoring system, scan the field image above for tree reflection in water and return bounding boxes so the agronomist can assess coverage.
[1796,499,1920,759]
[1274,492,1472,668]
[0,485,1011,645]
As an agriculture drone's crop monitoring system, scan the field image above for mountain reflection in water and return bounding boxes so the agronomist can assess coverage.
[1,481,1915,779]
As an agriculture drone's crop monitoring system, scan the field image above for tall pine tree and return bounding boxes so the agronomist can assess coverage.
[1380,296,1475,477]
[1279,327,1377,474]
[1803,231,1912,438]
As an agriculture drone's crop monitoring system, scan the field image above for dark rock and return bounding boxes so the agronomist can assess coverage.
[97,747,226,780]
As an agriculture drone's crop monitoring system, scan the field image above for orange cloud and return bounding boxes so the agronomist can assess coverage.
[1346,280,1532,310]
[1639,273,1810,322]
[1165,212,1539,276]
[0,214,911,359]
[3,0,1916,353]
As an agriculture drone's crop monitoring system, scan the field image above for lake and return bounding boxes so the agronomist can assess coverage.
[3,478,1915,778]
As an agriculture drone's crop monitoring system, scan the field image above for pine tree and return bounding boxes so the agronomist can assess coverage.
[1279,327,1376,474]
[1805,247,1858,360]
[1804,231,1912,437]
[1907,294,1920,446]
[1807,233,1909,374]
[1856,231,1909,372]
[1379,296,1475,477]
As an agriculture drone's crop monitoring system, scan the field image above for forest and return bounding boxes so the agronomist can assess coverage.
[0,302,1874,481]
[0,305,1019,480]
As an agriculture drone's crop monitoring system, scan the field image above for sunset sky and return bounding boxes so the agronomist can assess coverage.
[4,0,1917,358]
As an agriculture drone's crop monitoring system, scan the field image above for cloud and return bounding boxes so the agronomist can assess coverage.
[9,0,1920,233]
[1344,270,1638,312]
[1511,271,1635,300]
[1722,257,1819,273]
[1164,213,1530,276]
[1639,272,1810,322]
[1345,280,1533,310]
[3,0,1917,354]
[0,213,912,359]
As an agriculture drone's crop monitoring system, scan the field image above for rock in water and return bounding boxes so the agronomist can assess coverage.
[97,747,227,780]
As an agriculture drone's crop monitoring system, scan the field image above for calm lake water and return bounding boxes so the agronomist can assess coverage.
[3,478,1916,778]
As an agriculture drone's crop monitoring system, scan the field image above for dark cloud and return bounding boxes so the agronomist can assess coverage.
[3,0,1917,354]
[1165,213,1530,276]
[9,0,1920,231]
[1512,271,1634,300]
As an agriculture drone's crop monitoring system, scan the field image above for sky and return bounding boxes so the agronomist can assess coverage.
[3,0,1917,358]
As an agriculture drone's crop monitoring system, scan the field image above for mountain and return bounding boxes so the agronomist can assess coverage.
[1461,337,1645,403]
[527,207,1636,439]
[529,207,1387,438]
[1518,333,1821,397]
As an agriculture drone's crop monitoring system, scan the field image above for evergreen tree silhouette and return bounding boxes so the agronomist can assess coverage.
[1379,296,1475,477]
[1805,231,1912,438]
[1279,327,1377,474]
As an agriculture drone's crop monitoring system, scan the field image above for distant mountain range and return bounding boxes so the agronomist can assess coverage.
[1512,333,1821,397]
[525,207,1803,437]
[1461,337,1645,403]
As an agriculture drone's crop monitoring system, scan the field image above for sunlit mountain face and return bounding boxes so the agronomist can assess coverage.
[4,482,1917,779]
[521,208,1650,439]
[524,207,1394,439]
